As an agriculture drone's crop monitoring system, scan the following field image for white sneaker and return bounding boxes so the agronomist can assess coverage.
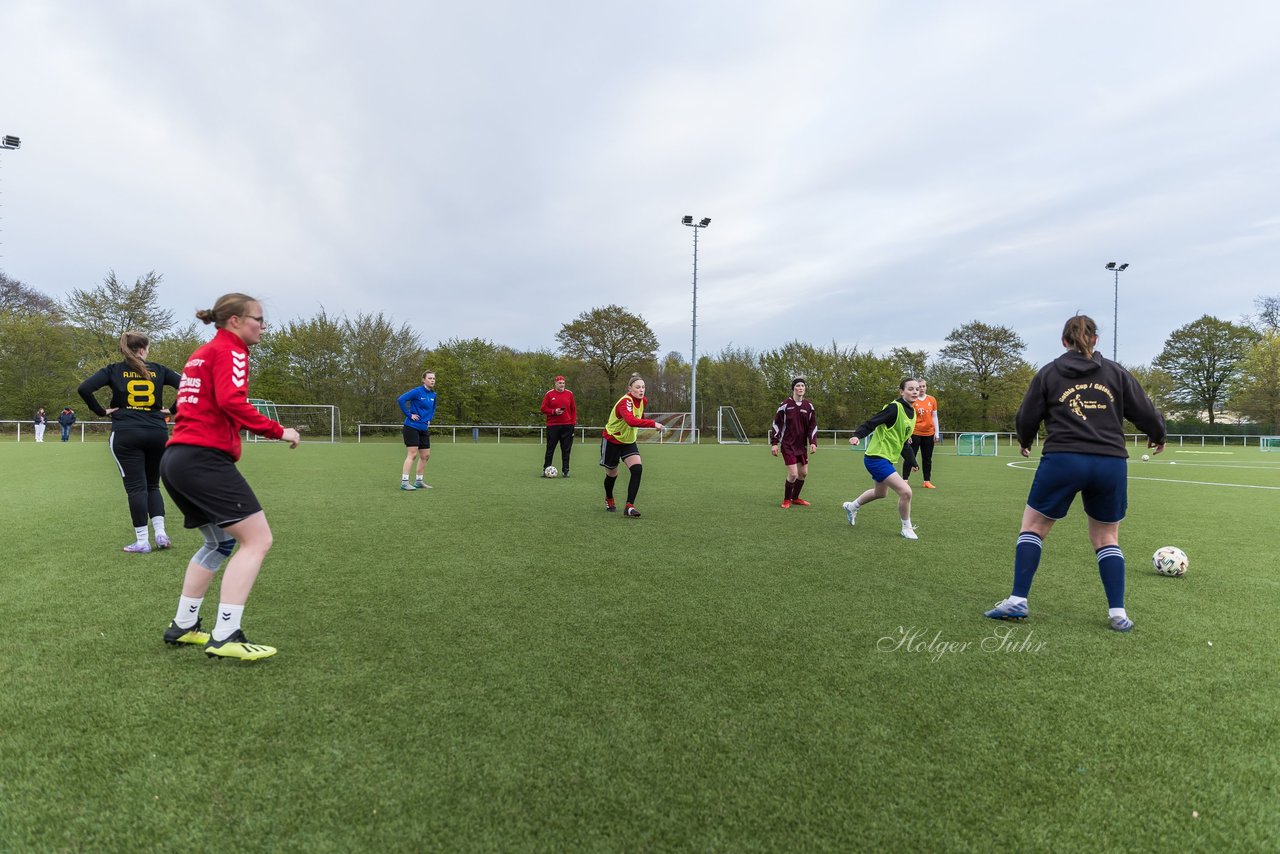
[416,481,432,489]
[901,525,919,540]
[842,502,858,526]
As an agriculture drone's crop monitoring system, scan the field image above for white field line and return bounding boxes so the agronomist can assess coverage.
[1005,460,1280,490]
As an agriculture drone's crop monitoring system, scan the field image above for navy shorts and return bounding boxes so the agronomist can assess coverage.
[402,425,431,449]
[160,443,263,529]
[863,455,898,482]
[1026,452,1127,523]
[599,437,640,469]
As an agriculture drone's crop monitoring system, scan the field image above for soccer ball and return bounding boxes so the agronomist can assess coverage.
[544,466,558,478]
[1140,454,1150,462]
[1153,546,1188,577]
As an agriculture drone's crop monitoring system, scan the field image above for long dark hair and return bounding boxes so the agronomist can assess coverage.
[120,331,151,378]
[1062,314,1097,359]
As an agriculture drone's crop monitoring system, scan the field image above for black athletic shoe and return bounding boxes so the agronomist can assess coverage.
[624,504,641,518]
[562,471,570,478]
[164,618,210,646]
[605,498,616,512]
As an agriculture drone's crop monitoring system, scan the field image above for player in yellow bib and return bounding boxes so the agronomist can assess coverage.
[843,378,921,540]
[599,374,662,517]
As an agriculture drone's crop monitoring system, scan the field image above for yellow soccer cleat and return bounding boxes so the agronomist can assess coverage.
[164,618,211,646]
[204,630,277,661]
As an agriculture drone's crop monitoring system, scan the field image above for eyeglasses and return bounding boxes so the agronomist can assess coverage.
[244,315,266,325]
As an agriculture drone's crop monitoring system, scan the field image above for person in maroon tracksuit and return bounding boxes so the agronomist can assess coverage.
[770,377,818,508]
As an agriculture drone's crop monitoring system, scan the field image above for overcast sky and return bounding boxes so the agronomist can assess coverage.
[3,1,1277,370]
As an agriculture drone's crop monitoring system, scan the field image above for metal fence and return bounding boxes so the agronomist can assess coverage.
[4,419,1274,450]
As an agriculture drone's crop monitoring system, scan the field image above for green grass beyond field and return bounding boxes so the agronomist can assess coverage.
[1,439,1277,852]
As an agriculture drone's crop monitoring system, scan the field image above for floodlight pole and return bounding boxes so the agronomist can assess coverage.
[683,216,710,441]
[1105,261,1129,362]
[0,135,20,261]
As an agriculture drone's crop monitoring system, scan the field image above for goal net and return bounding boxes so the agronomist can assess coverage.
[641,412,695,444]
[247,400,342,443]
[716,406,750,444]
[1261,436,1280,452]
[956,432,998,456]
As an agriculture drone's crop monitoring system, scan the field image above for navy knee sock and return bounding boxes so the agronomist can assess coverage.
[1011,531,1043,597]
[1096,545,1126,608]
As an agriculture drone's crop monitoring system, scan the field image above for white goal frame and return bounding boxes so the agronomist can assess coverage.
[956,432,998,456]
[1261,436,1280,452]
[641,412,695,444]
[247,401,342,443]
[716,406,750,444]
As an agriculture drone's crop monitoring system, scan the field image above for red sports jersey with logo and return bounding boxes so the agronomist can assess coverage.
[169,328,283,460]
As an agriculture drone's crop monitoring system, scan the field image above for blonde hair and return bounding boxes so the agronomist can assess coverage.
[195,293,258,328]
[119,331,151,378]
[1062,314,1098,359]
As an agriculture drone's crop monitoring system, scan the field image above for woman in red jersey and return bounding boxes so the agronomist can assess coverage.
[159,293,300,661]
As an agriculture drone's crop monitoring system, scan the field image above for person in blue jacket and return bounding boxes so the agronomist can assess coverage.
[397,370,437,490]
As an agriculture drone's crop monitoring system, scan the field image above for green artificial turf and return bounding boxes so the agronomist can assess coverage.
[1,440,1276,852]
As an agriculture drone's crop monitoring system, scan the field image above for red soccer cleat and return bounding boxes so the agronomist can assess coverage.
[780,499,792,509]
[791,498,811,506]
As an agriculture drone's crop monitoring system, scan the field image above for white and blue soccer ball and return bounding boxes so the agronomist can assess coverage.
[1153,546,1188,577]
[544,465,558,478]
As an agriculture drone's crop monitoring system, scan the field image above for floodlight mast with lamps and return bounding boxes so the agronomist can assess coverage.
[1105,262,1129,361]
[0,135,20,261]
[682,215,711,441]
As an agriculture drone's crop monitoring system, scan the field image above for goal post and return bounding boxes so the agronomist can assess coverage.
[247,400,342,443]
[716,406,750,444]
[641,412,695,444]
[956,432,998,456]
[1261,436,1280,452]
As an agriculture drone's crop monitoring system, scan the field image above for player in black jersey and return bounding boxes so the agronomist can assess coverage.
[78,331,183,553]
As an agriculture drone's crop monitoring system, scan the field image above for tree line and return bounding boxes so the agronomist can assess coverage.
[3,270,1278,435]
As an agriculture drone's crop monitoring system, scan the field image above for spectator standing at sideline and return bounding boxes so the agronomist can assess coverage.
[58,407,76,442]
[34,407,47,442]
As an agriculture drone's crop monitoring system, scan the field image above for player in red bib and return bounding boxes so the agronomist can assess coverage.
[770,377,818,508]
[159,293,300,661]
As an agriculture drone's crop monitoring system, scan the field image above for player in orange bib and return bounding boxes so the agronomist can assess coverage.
[901,379,941,488]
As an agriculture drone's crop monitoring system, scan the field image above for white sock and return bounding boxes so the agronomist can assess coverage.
[1008,595,1028,606]
[212,603,245,641]
[1108,607,1128,619]
[401,474,410,482]
[901,518,913,528]
[174,596,203,628]
[134,525,149,545]
[416,474,425,482]
[851,500,861,511]
[151,516,167,537]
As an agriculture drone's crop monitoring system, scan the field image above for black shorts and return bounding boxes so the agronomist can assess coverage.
[160,443,263,529]
[403,426,431,449]
[599,437,640,469]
